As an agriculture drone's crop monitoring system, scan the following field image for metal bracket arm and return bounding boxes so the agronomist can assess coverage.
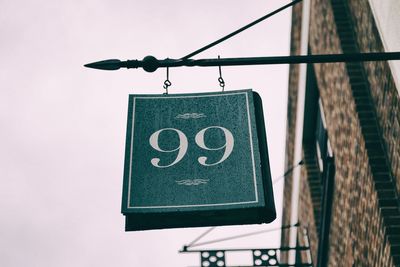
[84,52,400,72]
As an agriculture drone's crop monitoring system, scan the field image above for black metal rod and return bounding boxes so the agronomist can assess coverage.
[179,246,311,253]
[182,52,400,67]
[84,52,400,72]
[180,0,302,60]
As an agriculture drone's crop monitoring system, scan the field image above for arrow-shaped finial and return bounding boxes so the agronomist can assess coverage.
[84,59,123,70]
[84,56,158,72]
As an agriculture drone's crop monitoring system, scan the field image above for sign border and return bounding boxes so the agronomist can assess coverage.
[125,91,261,210]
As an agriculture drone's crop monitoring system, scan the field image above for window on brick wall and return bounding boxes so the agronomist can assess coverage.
[315,99,335,267]
[315,99,333,173]
[302,63,336,267]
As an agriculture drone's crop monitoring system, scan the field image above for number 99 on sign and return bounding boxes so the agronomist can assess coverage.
[149,126,234,168]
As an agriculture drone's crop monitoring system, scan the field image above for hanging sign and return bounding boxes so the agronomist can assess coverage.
[121,89,276,231]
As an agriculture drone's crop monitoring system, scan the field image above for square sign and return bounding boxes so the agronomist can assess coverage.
[122,89,275,231]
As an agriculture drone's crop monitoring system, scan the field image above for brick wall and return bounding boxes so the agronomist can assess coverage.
[298,148,321,263]
[346,0,400,197]
[282,0,400,266]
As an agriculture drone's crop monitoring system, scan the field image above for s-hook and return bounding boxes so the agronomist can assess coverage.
[163,66,171,94]
[217,56,225,91]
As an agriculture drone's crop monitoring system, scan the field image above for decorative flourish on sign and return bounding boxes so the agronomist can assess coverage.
[176,179,210,186]
[175,113,206,119]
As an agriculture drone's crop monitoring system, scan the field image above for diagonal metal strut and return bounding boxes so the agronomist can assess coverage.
[180,0,302,60]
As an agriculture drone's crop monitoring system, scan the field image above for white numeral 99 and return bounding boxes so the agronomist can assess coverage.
[149,128,188,168]
[195,126,234,166]
[149,126,234,168]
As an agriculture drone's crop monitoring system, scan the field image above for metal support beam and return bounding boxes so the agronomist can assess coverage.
[84,52,400,72]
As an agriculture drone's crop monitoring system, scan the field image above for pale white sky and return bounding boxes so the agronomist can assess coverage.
[0,1,292,266]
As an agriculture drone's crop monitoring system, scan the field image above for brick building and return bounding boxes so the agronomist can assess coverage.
[281,0,400,266]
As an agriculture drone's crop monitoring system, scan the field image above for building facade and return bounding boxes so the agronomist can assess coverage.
[281,0,400,266]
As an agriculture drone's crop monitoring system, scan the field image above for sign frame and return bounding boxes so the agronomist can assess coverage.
[121,89,275,230]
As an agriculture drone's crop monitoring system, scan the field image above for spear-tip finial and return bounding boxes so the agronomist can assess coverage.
[84,59,122,70]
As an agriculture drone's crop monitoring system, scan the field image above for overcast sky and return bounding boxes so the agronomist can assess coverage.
[0,1,292,266]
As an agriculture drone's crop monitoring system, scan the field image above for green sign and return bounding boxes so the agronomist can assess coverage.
[122,89,275,230]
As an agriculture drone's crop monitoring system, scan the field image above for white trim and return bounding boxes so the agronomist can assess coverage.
[288,0,311,264]
[128,200,259,210]
[245,93,259,204]
[318,99,327,129]
[327,138,333,158]
[316,140,324,173]
[127,97,136,209]
[368,0,400,95]
[126,92,259,210]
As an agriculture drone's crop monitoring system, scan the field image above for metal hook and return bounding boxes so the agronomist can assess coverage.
[217,55,225,91]
[163,66,171,94]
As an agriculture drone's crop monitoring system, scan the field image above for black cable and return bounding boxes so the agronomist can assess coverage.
[186,227,216,248]
[180,0,303,60]
[272,159,304,185]
[187,223,301,248]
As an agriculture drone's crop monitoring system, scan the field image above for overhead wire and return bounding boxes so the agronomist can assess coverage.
[272,159,304,185]
[185,223,300,249]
